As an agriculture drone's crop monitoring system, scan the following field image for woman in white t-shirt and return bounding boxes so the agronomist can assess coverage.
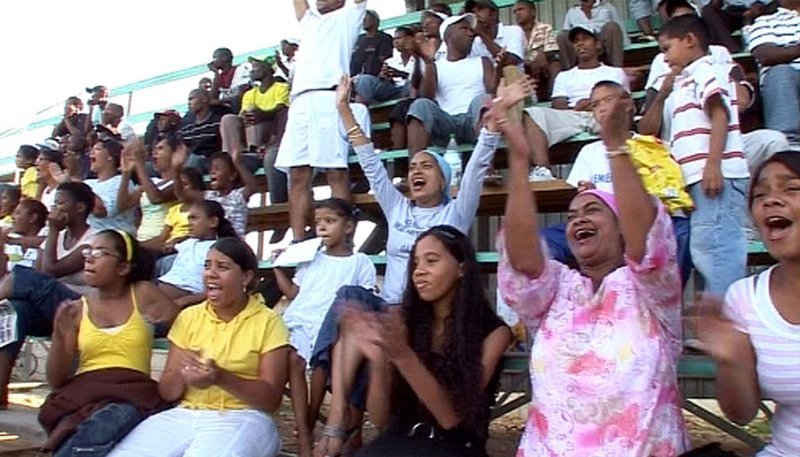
[695,152,800,457]
[85,140,137,235]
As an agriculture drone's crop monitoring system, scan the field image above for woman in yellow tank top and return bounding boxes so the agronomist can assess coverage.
[110,237,289,457]
[39,230,178,457]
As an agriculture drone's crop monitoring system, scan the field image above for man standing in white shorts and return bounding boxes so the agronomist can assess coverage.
[278,0,368,240]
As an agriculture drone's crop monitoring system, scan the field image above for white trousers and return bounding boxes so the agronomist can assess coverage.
[108,407,281,457]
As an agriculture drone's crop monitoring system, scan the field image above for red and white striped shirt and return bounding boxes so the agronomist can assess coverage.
[667,56,749,185]
[725,267,800,457]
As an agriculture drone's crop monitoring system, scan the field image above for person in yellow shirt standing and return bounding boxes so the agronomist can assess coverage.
[109,237,289,457]
[15,145,39,200]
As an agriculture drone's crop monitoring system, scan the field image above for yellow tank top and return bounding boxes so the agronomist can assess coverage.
[76,286,153,375]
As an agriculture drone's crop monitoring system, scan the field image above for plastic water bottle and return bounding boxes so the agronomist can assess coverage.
[443,134,462,191]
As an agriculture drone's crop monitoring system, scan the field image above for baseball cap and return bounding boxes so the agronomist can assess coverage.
[440,13,477,41]
[36,138,60,152]
[464,0,499,11]
[568,23,599,41]
[281,37,300,46]
[85,85,107,94]
[154,109,182,122]
[248,56,276,66]
[421,9,448,22]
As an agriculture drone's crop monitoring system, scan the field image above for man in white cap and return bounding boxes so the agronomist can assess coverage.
[274,38,299,83]
[406,13,496,153]
[277,0,371,243]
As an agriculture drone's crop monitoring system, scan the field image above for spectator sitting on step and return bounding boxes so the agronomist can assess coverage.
[35,147,67,210]
[309,77,526,456]
[0,185,20,230]
[514,0,561,101]
[37,230,176,455]
[52,96,91,147]
[628,0,660,40]
[274,38,299,83]
[173,147,255,239]
[100,103,136,142]
[354,26,416,104]
[522,24,628,181]
[86,85,109,127]
[315,226,511,457]
[0,182,95,409]
[144,109,182,157]
[157,200,238,308]
[693,151,800,457]
[109,238,288,457]
[15,145,39,200]
[543,81,694,286]
[274,198,377,457]
[275,0,369,242]
[220,56,290,193]
[406,13,496,154]
[558,0,628,69]
[746,0,800,147]
[208,47,251,113]
[466,0,526,69]
[640,0,791,173]
[179,89,222,172]
[659,15,750,295]
[702,0,778,53]
[0,199,48,278]
[86,140,138,235]
[500,92,689,456]
[350,10,394,77]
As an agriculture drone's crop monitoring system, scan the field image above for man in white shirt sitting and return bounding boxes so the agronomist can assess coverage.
[406,14,496,153]
[353,26,416,104]
[558,0,628,69]
[274,38,299,84]
[100,104,136,142]
[466,0,526,68]
[523,24,628,180]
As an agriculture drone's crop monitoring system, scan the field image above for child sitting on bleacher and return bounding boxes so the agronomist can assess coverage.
[659,15,749,295]
[140,167,202,255]
[38,230,177,455]
[34,148,67,210]
[157,200,238,308]
[0,185,21,231]
[110,238,289,457]
[274,198,376,457]
[523,23,628,181]
[174,148,255,239]
[0,199,48,277]
[86,139,137,235]
[15,145,39,200]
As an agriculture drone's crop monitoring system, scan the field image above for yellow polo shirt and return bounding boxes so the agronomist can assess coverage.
[21,167,38,199]
[168,294,289,411]
[240,82,290,114]
[164,203,191,242]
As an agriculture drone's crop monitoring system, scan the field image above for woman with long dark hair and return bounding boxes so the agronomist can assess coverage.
[316,226,511,457]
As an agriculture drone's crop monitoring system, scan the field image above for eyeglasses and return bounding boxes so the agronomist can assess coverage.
[81,248,122,260]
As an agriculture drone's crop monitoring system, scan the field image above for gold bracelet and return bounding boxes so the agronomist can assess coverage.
[606,145,630,159]
[345,126,361,136]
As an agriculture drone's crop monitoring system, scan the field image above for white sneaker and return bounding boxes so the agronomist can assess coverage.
[528,166,555,182]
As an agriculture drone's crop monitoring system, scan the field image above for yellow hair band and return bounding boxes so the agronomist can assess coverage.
[115,230,133,262]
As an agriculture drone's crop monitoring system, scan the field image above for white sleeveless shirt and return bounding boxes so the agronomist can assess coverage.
[435,57,486,116]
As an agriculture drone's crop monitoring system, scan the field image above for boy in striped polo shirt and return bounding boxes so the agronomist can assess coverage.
[659,15,750,295]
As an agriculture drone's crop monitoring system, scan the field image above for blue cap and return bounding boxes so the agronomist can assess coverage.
[414,150,452,203]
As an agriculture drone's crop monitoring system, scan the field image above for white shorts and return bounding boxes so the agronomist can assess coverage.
[283,307,324,363]
[276,91,371,171]
[523,107,598,146]
[108,407,280,457]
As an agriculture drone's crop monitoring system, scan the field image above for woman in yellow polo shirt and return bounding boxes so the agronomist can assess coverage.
[110,237,290,457]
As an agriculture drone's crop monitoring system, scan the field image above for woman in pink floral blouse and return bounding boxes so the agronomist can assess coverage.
[497,84,688,456]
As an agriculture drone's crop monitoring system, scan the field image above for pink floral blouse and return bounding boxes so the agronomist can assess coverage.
[498,207,689,456]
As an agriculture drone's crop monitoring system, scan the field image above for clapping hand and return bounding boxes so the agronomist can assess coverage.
[688,294,751,364]
[171,142,188,172]
[53,300,82,341]
[180,349,218,389]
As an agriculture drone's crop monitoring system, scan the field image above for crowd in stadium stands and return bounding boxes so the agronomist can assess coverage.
[0,0,798,456]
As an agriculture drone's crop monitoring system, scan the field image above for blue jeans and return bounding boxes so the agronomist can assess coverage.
[689,178,748,295]
[2,266,80,358]
[761,64,800,144]
[355,74,409,105]
[541,215,693,287]
[55,402,142,457]
[407,95,490,147]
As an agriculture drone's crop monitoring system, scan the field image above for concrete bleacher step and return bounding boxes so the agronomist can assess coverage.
[245,179,577,232]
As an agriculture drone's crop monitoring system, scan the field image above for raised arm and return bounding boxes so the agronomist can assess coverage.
[602,95,655,263]
[39,213,89,278]
[117,167,143,213]
[171,144,203,203]
[293,0,309,21]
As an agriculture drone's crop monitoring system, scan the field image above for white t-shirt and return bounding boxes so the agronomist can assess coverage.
[158,238,215,294]
[55,227,95,295]
[86,175,137,235]
[566,140,615,193]
[435,56,487,115]
[746,7,800,82]
[563,1,630,46]
[40,185,57,210]
[291,1,367,95]
[275,54,296,83]
[551,64,628,107]
[470,24,526,70]
[724,267,800,457]
[384,52,416,87]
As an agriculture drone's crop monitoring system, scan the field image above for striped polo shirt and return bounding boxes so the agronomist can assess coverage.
[667,56,748,185]
[725,267,800,457]
[745,7,800,83]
